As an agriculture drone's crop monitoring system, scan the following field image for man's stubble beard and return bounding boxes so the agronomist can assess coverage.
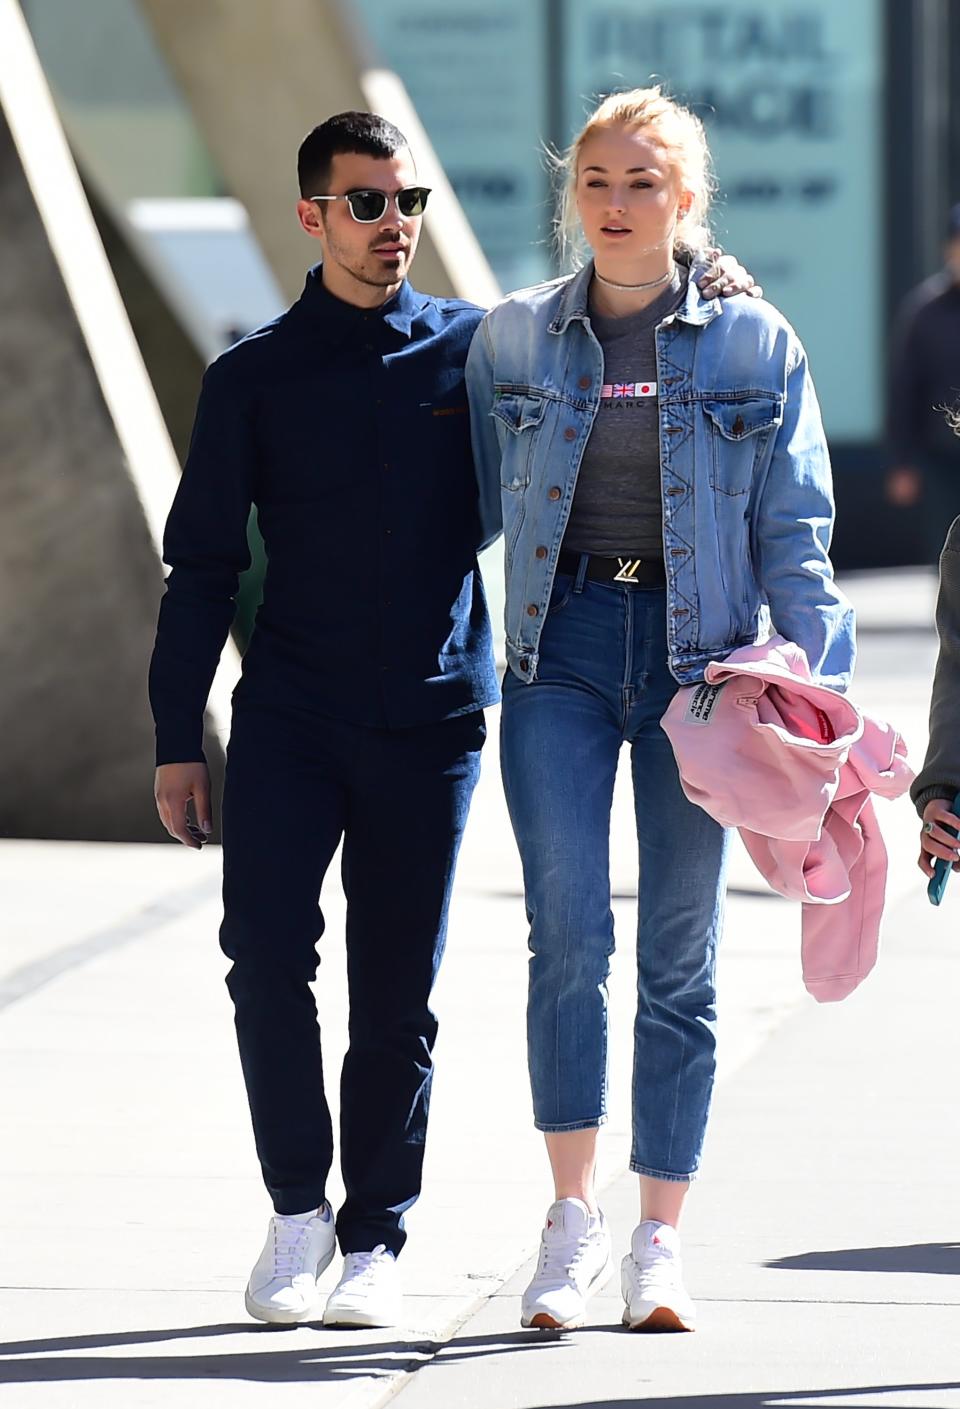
[325,228,410,290]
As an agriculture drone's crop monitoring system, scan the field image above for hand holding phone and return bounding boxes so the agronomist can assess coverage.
[925,791,960,906]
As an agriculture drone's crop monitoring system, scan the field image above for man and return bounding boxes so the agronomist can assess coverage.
[149,110,755,1330]
[887,203,960,562]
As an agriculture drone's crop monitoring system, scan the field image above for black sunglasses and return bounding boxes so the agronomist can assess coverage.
[308,186,431,224]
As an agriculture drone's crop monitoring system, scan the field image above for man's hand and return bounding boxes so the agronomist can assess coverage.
[886,466,922,507]
[918,797,960,879]
[155,762,213,849]
[698,248,763,300]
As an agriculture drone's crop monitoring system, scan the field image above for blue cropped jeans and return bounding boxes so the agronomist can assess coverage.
[500,562,730,1180]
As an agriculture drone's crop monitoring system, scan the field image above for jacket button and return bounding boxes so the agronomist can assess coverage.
[733,415,745,435]
[527,604,538,617]
[665,425,682,435]
[535,545,547,559]
[520,660,530,672]
[578,375,591,389]
[563,427,577,442]
[548,487,561,501]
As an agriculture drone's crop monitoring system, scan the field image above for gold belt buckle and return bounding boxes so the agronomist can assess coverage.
[613,557,644,584]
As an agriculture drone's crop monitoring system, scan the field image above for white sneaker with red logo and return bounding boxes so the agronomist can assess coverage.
[621,1220,696,1331]
[520,1198,613,1330]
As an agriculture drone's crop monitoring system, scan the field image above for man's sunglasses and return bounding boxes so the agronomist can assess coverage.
[308,186,431,223]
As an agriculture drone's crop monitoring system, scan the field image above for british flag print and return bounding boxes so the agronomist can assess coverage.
[599,381,658,399]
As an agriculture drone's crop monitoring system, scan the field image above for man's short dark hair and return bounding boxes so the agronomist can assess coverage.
[298,111,410,197]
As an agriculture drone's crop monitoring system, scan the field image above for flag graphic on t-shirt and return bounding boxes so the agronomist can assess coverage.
[600,381,657,399]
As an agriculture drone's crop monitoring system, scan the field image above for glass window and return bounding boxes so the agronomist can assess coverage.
[563,0,884,442]
[355,1,552,291]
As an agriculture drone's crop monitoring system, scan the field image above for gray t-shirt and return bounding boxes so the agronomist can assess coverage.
[563,264,688,559]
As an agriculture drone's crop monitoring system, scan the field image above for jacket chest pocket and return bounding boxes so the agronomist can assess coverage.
[491,389,547,490]
[703,395,783,496]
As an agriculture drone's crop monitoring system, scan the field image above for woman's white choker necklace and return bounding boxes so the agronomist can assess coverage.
[593,268,672,293]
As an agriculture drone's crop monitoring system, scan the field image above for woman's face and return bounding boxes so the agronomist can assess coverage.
[575,124,690,263]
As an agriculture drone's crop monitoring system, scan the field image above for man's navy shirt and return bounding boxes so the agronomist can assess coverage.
[149,267,499,764]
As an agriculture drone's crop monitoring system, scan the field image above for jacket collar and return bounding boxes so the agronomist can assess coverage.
[296,264,426,340]
[548,255,722,334]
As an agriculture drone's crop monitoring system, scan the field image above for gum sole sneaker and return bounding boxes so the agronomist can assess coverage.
[323,1245,402,1329]
[621,1219,696,1333]
[520,1198,613,1330]
[244,1206,336,1325]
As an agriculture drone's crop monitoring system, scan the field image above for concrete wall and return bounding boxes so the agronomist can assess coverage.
[0,0,227,841]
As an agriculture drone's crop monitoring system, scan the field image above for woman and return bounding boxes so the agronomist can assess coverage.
[465,88,856,1333]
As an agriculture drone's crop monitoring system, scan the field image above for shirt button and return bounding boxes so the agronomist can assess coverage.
[520,660,530,673]
[526,604,538,617]
[535,546,547,560]
[548,487,561,501]
[563,427,577,442]
[578,375,591,389]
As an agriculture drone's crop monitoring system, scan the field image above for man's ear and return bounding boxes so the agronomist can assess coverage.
[297,198,326,241]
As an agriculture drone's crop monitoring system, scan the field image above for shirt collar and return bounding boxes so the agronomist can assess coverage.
[548,255,721,334]
[297,264,426,339]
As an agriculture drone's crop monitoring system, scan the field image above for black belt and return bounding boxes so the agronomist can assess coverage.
[557,550,666,586]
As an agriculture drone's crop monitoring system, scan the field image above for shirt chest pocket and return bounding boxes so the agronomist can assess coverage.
[702,394,784,496]
[490,390,547,490]
[418,401,472,480]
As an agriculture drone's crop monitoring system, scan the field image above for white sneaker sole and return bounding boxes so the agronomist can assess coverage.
[520,1252,614,1330]
[621,1301,695,1333]
[244,1286,323,1325]
[322,1302,401,1330]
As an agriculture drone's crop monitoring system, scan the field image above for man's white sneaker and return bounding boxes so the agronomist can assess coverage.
[621,1220,696,1332]
[520,1198,613,1330]
[322,1245,402,1328]
[244,1205,336,1324]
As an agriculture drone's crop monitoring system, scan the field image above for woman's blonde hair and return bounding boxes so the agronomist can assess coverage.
[553,86,716,270]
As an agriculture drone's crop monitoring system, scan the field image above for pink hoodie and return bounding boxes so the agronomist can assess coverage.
[661,637,914,1002]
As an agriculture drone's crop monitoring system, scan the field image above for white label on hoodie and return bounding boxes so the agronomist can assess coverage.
[685,682,725,726]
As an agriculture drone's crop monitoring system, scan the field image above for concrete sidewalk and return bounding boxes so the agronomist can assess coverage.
[395,875,960,1409]
[0,569,953,1408]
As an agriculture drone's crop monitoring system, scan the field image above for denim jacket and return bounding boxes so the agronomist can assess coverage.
[465,261,856,691]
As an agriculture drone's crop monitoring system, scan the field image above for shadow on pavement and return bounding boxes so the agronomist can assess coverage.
[2,1322,957,1403]
[537,1390,960,1409]
[0,1324,566,1385]
[765,1242,960,1276]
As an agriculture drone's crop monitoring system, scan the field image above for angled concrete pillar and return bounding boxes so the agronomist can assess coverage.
[138,0,500,306]
[82,176,206,466]
[0,0,236,841]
